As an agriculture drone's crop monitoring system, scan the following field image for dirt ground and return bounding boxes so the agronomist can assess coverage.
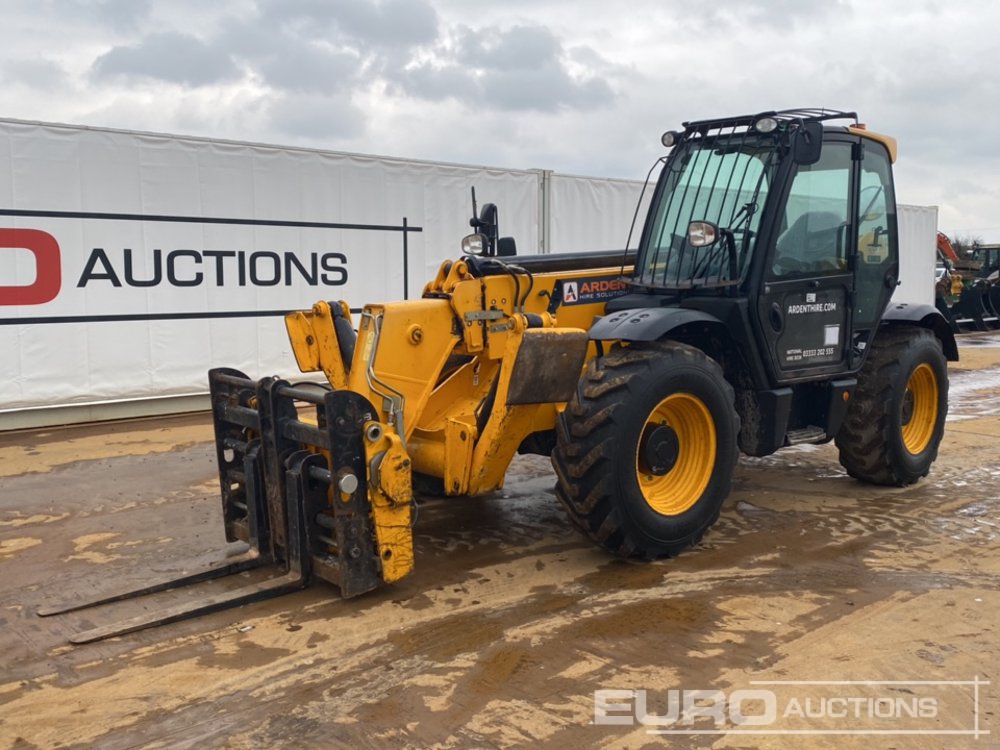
[1,335,999,749]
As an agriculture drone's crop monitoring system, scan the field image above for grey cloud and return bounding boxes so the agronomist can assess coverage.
[398,24,617,112]
[336,0,438,49]
[86,6,613,139]
[1,58,68,90]
[258,44,360,94]
[481,65,614,112]
[53,0,152,31]
[92,31,239,87]
[689,0,849,30]
[396,63,479,102]
[836,53,998,166]
[266,92,366,141]
[258,0,438,50]
[457,24,561,70]
[217,1,438,94]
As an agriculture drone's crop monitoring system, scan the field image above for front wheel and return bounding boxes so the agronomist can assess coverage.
[552,343,739,559]
[835,327,948,486]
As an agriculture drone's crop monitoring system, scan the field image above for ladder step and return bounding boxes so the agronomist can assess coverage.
[786,426,827,445]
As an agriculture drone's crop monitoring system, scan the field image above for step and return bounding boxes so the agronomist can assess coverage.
[786,426,828,445]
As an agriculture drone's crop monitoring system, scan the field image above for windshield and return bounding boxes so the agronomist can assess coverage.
[637,134,781,288]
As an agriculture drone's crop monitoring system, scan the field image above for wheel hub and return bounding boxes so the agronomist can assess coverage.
[636,391,717,516]
[901,363,939,455]
[901,388,915,426]
[642,424,680,475]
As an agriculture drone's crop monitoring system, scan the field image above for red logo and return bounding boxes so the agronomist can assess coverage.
[0,229,61,305]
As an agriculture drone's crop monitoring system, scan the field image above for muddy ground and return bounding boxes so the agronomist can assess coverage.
[1,336,999,749]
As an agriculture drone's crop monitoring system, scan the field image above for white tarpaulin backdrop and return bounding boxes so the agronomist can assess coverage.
[0,120,937,428]
[0,120,647,425]
[894,204,938,307]
[547,172,652,254]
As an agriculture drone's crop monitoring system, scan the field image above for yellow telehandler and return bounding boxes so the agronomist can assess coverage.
[41,109,956,643]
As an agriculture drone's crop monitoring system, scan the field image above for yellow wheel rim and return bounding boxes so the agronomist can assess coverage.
[636,393,716,516]
[901,363,938,455]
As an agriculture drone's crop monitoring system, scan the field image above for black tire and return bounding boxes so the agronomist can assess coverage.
[552,343,739,559]
[835,327,948,486]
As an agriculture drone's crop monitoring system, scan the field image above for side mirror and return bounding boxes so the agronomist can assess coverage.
[792,121,823,165]
[497,237,517,257]
[469,201,499,255]
[478,203,498,231]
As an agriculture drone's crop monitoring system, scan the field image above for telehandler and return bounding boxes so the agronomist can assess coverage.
[42,108,955,643]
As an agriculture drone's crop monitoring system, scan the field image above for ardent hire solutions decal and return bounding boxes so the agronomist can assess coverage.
[561,275,629,306]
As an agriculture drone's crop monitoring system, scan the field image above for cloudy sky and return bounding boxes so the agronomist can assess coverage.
[2,0,998,240]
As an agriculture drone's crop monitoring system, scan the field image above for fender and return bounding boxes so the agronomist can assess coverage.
[589,307,726,342]
[881,302,959,361]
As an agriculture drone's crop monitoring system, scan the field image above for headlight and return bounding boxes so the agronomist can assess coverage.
[687,221,718,247]
[462,233,486,255]
[754,117,778,133]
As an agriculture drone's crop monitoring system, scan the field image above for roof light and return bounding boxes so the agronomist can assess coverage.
[754,117,778,133]
[661,130,680,148]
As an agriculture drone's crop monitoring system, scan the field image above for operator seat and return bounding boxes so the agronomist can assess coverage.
[774,211,843,274]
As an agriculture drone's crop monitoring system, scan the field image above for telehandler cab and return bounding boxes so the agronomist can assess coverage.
[42,108,955,643]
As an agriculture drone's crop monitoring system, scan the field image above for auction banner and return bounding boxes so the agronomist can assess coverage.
[0,120,542,415]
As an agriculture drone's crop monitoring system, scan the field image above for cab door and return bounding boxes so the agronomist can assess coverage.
[755,138,856,382]
[850,138,899,367]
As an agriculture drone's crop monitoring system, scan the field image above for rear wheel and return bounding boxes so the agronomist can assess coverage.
[552,343,739,559]
[835,327,948,486]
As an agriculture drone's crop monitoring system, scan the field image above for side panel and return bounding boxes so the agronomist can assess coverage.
[893,203,938,307]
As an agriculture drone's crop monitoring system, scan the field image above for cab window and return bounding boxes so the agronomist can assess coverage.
[853,141,897,331]
[771,142,853,277]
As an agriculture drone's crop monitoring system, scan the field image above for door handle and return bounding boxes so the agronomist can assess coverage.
[769,302,784,332]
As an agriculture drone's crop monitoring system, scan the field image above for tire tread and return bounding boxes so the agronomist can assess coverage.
[552,343,738,558]
[835,327,947,486]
